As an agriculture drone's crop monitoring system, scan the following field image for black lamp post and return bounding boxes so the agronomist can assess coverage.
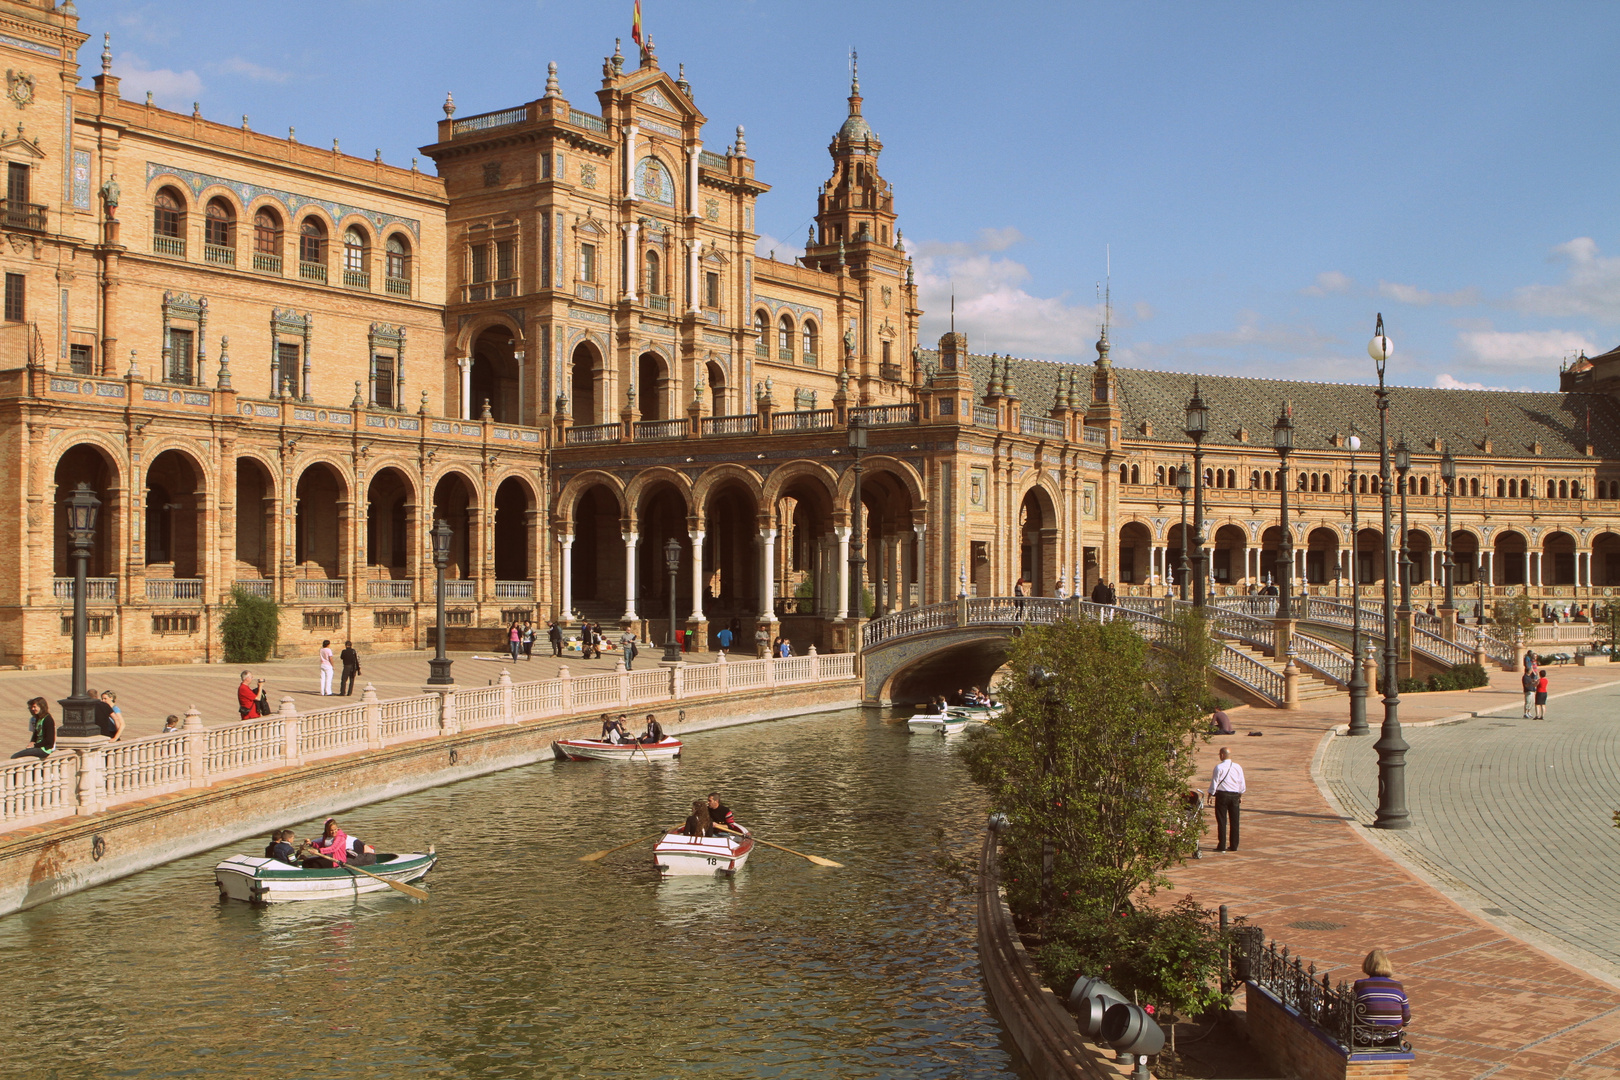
[1175,464,1192,602]
[661,537,683,663]
[1346,433,1369,736]
[1183,384,1210,608]
[1394,435,1413,614]
[427,518,454,685]
[1369,314,1409,829]
[847,416,867,622]
[1273,406,1295,621]
[1440,450,1457,615]
[57,482,103,739]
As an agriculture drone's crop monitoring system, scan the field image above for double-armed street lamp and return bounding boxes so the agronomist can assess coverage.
[427,518,455,686]
[1369,315,1410,830]
[1273,406,1295,621]
[1440,450,1457,614]
[1183,386,1210,608]
[1175,464,1192,602]
[58,483,104,738]
[662,537,683,663]
[1346,432,1370,736]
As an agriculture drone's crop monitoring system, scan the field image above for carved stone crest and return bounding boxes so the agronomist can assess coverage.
[6,70,33,110]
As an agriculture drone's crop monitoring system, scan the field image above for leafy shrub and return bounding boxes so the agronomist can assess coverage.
[221,586,281,663]
[1398,663,1488,694]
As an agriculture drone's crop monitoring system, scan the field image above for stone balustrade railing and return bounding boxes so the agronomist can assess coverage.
[0,651,858,834]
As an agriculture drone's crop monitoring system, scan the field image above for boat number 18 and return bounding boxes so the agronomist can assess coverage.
[706,857,718,866]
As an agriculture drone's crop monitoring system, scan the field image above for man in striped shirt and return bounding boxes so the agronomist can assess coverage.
[1207,747,1245,853]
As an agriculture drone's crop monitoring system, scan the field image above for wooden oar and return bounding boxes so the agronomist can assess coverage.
[298,845,430,900]
[579,829,666,862]
[714,825,842,868]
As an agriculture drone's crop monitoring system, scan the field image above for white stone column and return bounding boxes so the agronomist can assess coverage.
[623,220,640,302]
[688,239,703,314]
[834,526,850,619]
[623,122,639,201]
[559,533,574,622]
[1525,551,1534,588]
[458,357,473,419]
[760,527,777,621]
[1484,550,1494,586]
[1580,550,1591,587]
[622,531,639,623]
[913,524,926,608]
[688,530,706,621]
[687,141,702,218]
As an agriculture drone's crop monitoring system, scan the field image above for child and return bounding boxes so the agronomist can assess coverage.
[1534,670,1549,721]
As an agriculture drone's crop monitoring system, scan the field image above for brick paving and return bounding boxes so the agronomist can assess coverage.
[1162,662,1620,1080]
[0,642,733,748]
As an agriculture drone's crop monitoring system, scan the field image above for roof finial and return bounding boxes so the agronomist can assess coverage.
[544,61,560,98]
[676,63,691,97]
[734,124,746,155]
[949,289,955,334]
[443,91,455,119]
[100,32,111,75]
[850,46,860,96]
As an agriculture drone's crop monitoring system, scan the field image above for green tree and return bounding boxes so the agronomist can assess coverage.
[1494,592,1539,652]
[220,586,281,663]
[958,609,1215,922]
[1592,602,1620,652]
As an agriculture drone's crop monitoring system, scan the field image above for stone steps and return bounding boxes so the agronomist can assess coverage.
[1223,641,1342,700]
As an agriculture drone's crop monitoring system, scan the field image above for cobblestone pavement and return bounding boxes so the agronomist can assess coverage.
[0,643,731,748]
[1322,679,1620,978]
[1161,663,1620,1080]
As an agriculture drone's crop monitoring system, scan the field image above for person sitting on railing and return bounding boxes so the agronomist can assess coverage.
[238,671,259,720]
[95,690,124,741]
[1352,949,1410,1046]
[12,697,54,760]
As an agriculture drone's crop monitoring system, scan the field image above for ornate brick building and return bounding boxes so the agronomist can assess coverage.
[2,2,1615,668]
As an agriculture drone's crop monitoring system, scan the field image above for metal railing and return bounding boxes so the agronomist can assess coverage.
[295,579,345,600]
[773,409,834,432]
[851,403,919,426]
[453,106,528,135]
[386,275,410,297]
[702,414,758,436]
[343,269,370,290]
[53,577,117,602]
[367,579,414,600]
[634,418,688,441]
[1241,936,1409,1053]
[0,200,47,231]
[145,578,204,602]
[565,422,620,445]
[1021,415,1065,439]
[252,253,282,275]
[299,261,327,283]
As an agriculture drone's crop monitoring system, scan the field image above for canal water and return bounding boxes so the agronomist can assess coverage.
[0,708,1023,1079]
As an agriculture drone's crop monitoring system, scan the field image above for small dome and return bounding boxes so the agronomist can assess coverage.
[838,113,877,142]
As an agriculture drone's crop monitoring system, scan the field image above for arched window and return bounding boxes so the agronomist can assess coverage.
[1160,466,1169,486]
[1263,471,1272,491]
[802,320,818,364]
[645,249,661,296]
[343,226,369,286]
[299,218,327,268]
[1204,468,1214,487]
[1120,464,1129,482]
[1420,476,1429,495]
[153,187,185,255]
[1470,478,1479,497]
[204,198,234,251]
[253,208,282,272]
[1497,479,1505,498]
[385,234,411,294]
[778,314,793,360]
[1250,470,1260,489]
[1228,470,1236,488]
[1309,474,1319,492]
[1131,465,1140,484]
[1297,472,1306,491]
[1559,479,1568,499]
[1571,481,1582,499]
[754,310,770,356]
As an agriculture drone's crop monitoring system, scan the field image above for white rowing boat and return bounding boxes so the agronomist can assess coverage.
[949,702,1005,722]
[652,831,754,876]
[907,713,970,736]
[550,736,683,762]
[214,851,436,903]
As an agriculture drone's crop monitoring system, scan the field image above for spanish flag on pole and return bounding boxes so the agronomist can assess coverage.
[632,0,644,50]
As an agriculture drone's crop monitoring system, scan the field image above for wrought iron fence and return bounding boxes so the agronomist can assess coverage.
[1239,936,1411,1054]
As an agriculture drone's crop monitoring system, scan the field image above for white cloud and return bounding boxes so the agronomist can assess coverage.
[1453,327,1596,371]
[211,57,292,83]
[1512,237,1620,322]
[115,52,202,108]
[753,232,804,262]
[914,229,1103,357]
[1377,280,1480,307]
[1434,373,1505,391]
[1133,301,1154,322]
[1301,270,1354,297]
[1177,311,1338,355]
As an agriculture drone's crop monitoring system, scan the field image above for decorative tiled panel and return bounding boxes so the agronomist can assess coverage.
[71,150,91,209]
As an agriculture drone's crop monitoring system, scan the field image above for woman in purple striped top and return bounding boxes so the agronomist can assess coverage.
[1352,949,1410,1044]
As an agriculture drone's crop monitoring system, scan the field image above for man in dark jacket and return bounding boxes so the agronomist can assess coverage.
[339,641,361,695]
[548,621,564,657]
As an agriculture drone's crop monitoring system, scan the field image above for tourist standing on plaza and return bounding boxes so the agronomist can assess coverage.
[1352,949,1410,1044]
[1523,649,1537,674]
[1521,666,1538,719]
[238,671,259,719]
[755,624,769,658]
[507,622,522,664]
[1207,746,1245,853]
[619,629,639,670]
[522,621,535,661]
[548,621,563,657]
[317,640,335,695]
[339,641,361,696]
[12,698,54,759]
[717,625,733,653]
[1535,669,1549,720]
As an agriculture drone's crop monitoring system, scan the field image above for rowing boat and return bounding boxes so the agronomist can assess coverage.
[214,851,436,903]
[948,702,1005,721]
[652,831,754,876]
[550,736,683,762]
[906,713,970,736]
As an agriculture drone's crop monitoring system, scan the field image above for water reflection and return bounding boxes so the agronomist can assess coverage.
[0,708,1020,1079]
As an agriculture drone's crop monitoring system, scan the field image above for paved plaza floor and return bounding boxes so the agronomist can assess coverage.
[0,644,724,749]
[1163,662,1620,1080]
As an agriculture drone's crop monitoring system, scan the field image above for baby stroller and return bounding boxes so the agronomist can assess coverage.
[1174,789,1207,859]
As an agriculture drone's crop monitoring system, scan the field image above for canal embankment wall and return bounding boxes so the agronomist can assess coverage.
[0,653,860,916]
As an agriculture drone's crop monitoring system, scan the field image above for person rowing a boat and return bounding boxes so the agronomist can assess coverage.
[301,818,350,868]
[681,798,715,837]
[639,713,665,744]
[706,792,748,835]
[599,713,629,744]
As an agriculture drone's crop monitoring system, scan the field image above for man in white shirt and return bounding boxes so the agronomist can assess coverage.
[1207,747,1246,853]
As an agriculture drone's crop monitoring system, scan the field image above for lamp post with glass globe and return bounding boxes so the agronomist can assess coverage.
[1346,433,1370,735]
[661,537,684,663]
[427,518,455,685]
[1395,436,1413,615]
[1273,406,1295,622]
[1183,385,1210,608]
[1175,464,1192,603]
[1368,315,1410,829]
[1440,450,1458,626]
[58,483,104,739]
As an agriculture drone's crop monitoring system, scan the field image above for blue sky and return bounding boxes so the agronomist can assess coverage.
[98,1,1620,391]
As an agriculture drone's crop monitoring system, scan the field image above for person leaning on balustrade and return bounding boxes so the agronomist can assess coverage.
[12,698,55,759]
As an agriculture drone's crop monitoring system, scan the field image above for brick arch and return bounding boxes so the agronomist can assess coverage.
[554,469,626,529]
[625,466,693,521]
[489,467,540,508]
[194,184,248,222]
[144,172,193,208]
[428,466,483,508]
[232,449,281,499]
[365,459,421,503]
[690,463,764,515]
[836,454,924,510]
[454,311,526,355]
[761,459,840,506]
[292,456,353,499]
